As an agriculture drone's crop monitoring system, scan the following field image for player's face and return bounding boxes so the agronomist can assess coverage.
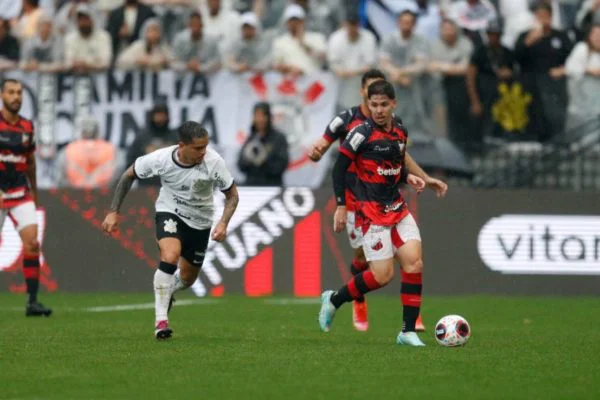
[1,82,23,114]
[360,78,384,102]
[181,136,209,164]
[368,94,396,126]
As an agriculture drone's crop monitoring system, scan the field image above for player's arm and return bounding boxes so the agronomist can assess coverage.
[405,152,448,198]
[309,111,350,162]
[102,166,137,233]
[332,151,352,233]
[26,152,38,206]
[211,183,239,242]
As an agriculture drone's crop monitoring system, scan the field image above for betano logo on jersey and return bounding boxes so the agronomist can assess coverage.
[0,154,27,163]
[377,166,401,176]
[478,215,600,275]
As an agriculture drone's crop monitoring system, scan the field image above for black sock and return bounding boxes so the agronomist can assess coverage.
[23,255,40,304]
[330,287,351,308]
[158,261,177,275]
[402,306,420,332]
[349,262,365,303]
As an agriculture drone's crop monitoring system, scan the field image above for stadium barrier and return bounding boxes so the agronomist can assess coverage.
[1,188,599,296]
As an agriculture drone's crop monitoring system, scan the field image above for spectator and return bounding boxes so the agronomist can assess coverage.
[172,11,221,73]
[565,24,600,130]
[467,20,515,145]
[252,0,287,31]
[126,103,177,186]
[292,0,343,38]
[576,0,600,36]
[142,0,194,44]
[116,18,172,70]
[499,0,535,49]
[272,4,326,76]
[515,2,573,140]
[447,0,497,44]
[56,0,104,35]
[20,14,63,72]
[58,116,118,189]
[64,4,112,73]
[106,0,156,60]
[202,0,241,52]
[0,20,19,70]
[327,12,377,111]
[226,12,270,73]
[237,102,289,186]
[12,0,44,42]
[380,10,430,132]
[429,19,474,144]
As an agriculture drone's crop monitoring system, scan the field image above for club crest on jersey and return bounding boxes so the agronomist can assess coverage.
[193,179,210,192]
[398,141,405,153]
[164,219,178,233]
[22,133,31,146]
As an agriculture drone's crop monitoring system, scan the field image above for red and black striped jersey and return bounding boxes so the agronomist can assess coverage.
[339,118,409,228]
[0,113,35,208]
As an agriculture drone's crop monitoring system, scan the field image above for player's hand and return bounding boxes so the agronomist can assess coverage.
[211,221,227,242]
[407,174,426,193]
[333,206,347,233]
[0,191,4,208]
[102,212,120,234]
[308,144,323,161]
[425,177,448,198]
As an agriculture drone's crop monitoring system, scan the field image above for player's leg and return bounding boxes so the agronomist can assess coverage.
[319,225,394,332]
[393,215,425,346]
[346,211,369,331]
[11,202,52,317]
[169,227,211,303]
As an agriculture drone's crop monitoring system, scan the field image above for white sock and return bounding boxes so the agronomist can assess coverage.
[172,269,187,294]
[154,269,175,323]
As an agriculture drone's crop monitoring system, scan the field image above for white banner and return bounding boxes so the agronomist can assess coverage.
[5,70,339,188]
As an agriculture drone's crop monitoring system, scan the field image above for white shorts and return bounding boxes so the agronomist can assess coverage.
[345,211,363,249]
[0,201,37,231]
[362,214,421,262]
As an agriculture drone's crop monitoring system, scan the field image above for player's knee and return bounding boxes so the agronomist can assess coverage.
[23,239,40,254]
[160,251,180,265]
[404,258,423,274]
[373,264,394,285]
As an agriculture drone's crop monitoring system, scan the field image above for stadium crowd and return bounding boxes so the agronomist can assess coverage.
[0,0,599,188]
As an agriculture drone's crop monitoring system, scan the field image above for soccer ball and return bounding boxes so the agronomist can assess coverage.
[435,315,471,347]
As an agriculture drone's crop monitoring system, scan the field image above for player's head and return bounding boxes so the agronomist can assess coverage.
[367,80,396,127]
[1,79,23,114]
[397,10,417,38]
[360,69,386,102]
[178,121,209,164]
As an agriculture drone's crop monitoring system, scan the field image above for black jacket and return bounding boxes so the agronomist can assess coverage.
[237,128,289,186]
[106,4,156,59]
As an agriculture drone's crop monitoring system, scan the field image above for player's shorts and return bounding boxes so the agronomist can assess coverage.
[0,201,37,231]
[345,211,363,249]
[362,214,421,262]
[155,212,210,268]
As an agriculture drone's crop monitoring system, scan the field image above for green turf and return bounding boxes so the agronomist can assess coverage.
[1,293,599,400]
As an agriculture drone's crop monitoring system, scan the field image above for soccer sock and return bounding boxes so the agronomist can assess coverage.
[401,271,423,332]
[154,262,177,323]
[349,258,368,303]
[330,270,382,309]
[171,269,187,294]
[23,254,40,304]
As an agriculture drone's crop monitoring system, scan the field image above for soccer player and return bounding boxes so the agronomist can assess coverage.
[308,69,446,331]
[318,80,431,346]
[102,121,239,340]
[0,79,52,317]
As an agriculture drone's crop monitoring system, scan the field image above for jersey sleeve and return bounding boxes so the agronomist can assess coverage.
[212,156,235,192]
[339,124,369,161]
[133,151,162,180]
[323,109,351,143]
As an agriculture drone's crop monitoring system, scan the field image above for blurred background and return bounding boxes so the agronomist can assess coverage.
[0,0,599,296]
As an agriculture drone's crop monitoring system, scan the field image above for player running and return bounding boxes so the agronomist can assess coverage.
[309,69,446,332]
[0,79,52,317]
[102,121,239,340]
[318,80,433,346]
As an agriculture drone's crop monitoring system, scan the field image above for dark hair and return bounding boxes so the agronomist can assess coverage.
[178,121,208,143]
[367,80,396,100]
[190,11,202,20]
[531,1,552,14]
[26,0,40,7]
[361,69,386,87]
[1,79,22,91]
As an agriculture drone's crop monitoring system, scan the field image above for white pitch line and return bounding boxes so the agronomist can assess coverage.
[86,299,219,312]
[263,298,321,305]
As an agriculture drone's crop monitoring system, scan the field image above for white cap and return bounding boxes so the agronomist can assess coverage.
[240,12,259,28]
[283,4,306,21]
[76,3,92,17]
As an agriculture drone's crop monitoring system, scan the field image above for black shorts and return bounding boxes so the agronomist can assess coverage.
[155,212,210,268]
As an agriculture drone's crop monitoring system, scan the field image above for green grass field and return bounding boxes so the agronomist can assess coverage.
[1,293,599,399]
